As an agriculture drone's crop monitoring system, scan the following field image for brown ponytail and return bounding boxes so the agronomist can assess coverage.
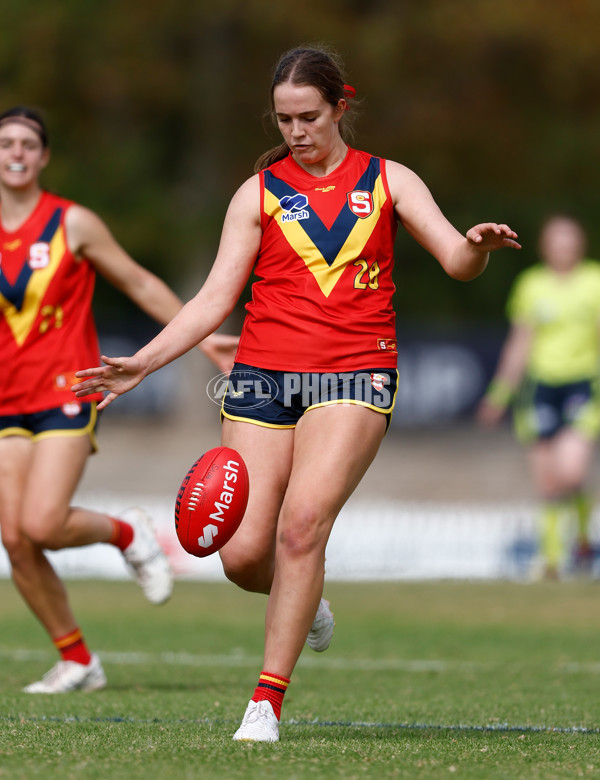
[254,142,291,174]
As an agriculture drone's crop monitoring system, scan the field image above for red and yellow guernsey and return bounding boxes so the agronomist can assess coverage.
[0,191,102,414]
[236,147,399,372]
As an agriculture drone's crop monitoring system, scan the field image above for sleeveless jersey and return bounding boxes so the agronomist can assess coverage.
[236,148,398,372]
[0,190,103,414]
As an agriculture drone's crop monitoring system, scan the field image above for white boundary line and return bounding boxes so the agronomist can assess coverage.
[4,647,600,674]
[3,647,598,735]
[0,647,485,672]
[0,713,596,735]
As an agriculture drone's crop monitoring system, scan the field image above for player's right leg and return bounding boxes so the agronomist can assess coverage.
[218,418,295,594]
[0,434,82,640]
[0,433,107,692]
[0,430,169,692]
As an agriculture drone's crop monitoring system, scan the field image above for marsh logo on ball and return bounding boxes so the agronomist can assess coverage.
[174,447,249,558]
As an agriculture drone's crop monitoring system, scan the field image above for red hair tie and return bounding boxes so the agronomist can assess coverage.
[343,84,356,100]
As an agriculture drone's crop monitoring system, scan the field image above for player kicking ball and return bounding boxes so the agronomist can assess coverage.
[74,48,519,739]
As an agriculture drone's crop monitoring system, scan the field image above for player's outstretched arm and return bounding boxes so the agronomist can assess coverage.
[73,176,262,409]
[477,322,533,427]
[74,355,147,410]
[65,204,240,373]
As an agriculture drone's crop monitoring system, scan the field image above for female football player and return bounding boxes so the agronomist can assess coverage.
[478,215,600,577]
[74,47,520,739]
[0,105,237,694]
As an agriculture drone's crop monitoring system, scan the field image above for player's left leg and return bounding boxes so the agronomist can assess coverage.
[548,427,596,495]
[233,404,386,741]
[266,404,386,675]
[21,434,172,606]
[529,428,596,575]
[548,428,596,570]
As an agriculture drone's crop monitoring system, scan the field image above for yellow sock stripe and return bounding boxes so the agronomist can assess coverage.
[259,673,290,689]
[54,628,83,649]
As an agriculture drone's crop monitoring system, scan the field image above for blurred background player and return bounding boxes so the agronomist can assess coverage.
[73,47,520,741]
[0,106,238,693]
[478,215,600,577]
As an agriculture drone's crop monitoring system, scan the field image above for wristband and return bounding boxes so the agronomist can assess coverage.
[485,378,513,409]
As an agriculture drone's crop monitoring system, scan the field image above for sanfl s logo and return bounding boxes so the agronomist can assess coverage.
[28,242,51,270]
[348,191,373,218]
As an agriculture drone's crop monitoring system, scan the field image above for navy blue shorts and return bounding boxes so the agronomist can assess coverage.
[513,378,600,443]
[218,363,398,429]
[0,402,99,451]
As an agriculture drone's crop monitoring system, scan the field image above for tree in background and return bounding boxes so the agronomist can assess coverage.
[2,0,599,322]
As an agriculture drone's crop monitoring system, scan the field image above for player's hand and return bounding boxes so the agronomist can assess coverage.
[476,397,506,427]
[467,223,521,252]
[72,355,145,410]
[197,333,239,374]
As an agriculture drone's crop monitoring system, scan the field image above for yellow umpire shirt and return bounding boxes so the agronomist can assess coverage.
[506,260,600,385]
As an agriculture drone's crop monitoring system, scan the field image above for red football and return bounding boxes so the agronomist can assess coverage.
[174,446,249,557]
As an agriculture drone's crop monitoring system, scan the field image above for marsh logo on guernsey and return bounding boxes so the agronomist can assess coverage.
[279,193,309,223]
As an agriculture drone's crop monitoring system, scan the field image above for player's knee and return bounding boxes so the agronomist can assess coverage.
[1,527,22,559]
[220,547,273,592]
[222,563,261,591]
[21,516,63,550]
[561,460,586,492]
[278,507,326,559]
[1,525,37,565]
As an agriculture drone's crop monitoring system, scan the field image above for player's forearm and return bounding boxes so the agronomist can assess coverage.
[445,239,489,281]
[484,327,532,407]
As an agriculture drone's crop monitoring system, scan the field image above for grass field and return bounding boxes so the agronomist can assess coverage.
[1,578,600,779]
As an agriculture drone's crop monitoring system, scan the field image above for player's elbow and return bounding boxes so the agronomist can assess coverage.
[443,254,489,282]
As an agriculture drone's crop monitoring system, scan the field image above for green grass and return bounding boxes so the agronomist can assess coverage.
[1,579,600,779]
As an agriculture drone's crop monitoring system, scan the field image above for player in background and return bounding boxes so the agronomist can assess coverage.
[74,47,520,740]
[478,215,600,577]
[0,106,238,694]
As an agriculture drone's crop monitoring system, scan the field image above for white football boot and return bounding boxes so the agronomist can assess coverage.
[306,598,335,652]
[233,700,280,742]
[121,508,173,605]
[23,653,107,694]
